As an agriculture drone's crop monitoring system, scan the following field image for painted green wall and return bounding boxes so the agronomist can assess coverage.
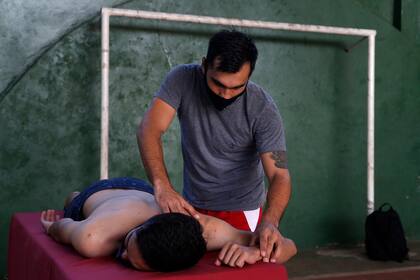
[1,0,419,277]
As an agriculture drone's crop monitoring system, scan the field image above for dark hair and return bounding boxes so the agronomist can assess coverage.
[135,213,207,272]
[206,30,258,74]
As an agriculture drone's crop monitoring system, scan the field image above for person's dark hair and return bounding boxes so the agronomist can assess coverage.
[206,30,258,74]
[135,213,207,272]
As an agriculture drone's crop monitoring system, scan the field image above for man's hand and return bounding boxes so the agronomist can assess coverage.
[250,221,284,263]
[215,242,262,268]
[40,209,61,234]
[154,186,200,219]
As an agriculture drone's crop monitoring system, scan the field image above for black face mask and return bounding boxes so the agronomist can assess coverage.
[204,70,246,111]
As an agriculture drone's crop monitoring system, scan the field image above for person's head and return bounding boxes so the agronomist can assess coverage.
[119,213,207,272]
[202,30,258,100]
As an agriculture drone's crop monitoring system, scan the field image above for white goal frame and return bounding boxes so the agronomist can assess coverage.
[100,7,377,214]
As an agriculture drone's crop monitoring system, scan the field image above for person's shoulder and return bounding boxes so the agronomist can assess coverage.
[164,64,201,86]
[169,63,201,76]
[246,81,278,113]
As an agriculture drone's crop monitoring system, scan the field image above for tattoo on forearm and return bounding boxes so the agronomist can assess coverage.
[270,151,288,169]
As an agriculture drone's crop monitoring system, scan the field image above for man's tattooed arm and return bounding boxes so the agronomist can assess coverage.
[270,151,288,169]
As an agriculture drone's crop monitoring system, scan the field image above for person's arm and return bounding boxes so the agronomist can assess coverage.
[199,214,254,251]
[42,211,79,244]
[216,237,296,267]
[40,210,116,257]
[200,214,296,267]
[251,151,291,262]
[137,98,199,218]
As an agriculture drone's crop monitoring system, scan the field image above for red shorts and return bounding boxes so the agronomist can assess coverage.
[196,207,262,231]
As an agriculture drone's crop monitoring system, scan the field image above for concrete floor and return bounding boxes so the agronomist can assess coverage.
[285,240,420,280]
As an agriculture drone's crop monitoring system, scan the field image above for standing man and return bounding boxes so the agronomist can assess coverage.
[137,30,291,263]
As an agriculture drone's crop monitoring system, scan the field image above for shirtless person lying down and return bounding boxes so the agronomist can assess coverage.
[40,177,296,272]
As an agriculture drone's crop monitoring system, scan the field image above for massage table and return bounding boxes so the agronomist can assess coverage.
[8,212,288,280]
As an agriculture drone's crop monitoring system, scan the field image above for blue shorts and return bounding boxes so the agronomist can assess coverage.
[64,177,154,221]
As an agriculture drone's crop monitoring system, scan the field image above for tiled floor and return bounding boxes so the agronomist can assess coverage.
[285,240,420,280]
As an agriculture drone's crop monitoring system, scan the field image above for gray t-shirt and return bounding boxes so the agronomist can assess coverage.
[154,64,286,211]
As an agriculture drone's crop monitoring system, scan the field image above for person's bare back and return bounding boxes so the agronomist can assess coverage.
[84,189,160,231]
[41,178,296,271]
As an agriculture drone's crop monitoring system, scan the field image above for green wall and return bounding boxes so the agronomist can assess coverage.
[1,0,419,277]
